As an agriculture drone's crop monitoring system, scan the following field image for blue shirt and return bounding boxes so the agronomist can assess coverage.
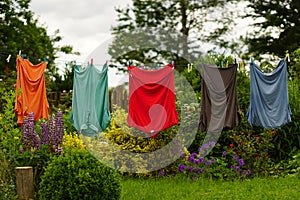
[246,59,292,128]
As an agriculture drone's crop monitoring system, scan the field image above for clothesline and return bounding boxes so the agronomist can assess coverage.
[0,51,290,70]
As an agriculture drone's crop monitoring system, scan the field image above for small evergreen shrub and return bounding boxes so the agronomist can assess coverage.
[38,149,121,200]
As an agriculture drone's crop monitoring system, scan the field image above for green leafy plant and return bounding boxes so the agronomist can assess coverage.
[0,86,22,199]
[38,149,121,200]
[0,149,18,200]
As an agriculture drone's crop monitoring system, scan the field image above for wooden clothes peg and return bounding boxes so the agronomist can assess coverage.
[6,54,11,63]
[285,53,290,62]
[250,57,254,63]
[220,61,224,68]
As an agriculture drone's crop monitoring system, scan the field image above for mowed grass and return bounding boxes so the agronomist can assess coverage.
[121,175,300,200]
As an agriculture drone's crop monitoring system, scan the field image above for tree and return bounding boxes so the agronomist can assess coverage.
[0,0,76,78]
[244,0,300,57]
[109,0,240,71]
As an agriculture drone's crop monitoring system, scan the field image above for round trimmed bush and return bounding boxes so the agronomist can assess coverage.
[38,149,121,200]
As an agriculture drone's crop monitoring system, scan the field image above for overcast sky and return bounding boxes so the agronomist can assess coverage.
[30,0,132,61]
[30,0,132,86]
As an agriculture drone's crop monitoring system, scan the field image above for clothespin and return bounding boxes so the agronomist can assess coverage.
[220,61,224,68]
[171,60,175,68]
[225,61,229,68]
[21,54,24,59]
[6,54,11,63]
[81,63,87,70]
[43,57,48,64]
[250,57,254,63]
[90,58,93,65]
[285,53,290,62]
[127,60,131,66]
[18,50,21,56]
[142,65,145,69]
[157,63,160,69]
[188,63,193,73]
[105,60,108,65]
[240,62,245,72]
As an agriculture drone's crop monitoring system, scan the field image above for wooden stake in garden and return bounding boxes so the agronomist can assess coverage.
[15,166,34,200]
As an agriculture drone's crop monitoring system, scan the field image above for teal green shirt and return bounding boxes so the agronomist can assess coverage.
[70,64,111,137]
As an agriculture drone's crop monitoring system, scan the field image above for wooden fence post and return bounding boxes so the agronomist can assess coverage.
[15,166,34,200]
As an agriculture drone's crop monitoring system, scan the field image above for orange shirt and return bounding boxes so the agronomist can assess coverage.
[15,56,49,124]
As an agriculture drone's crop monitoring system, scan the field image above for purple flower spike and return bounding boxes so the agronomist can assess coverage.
[41,122,49,145]
[230,165,235,170]
[55,111,64,145]
[57,147,64,153]
[203,144,209,149]
[238,159,245,166]
[180,152,185,158]
[194,159,200,164]
[178,164,186,173]
[19,148,24,153]
[222,151,227,157]
[233,154,239,161]
[188,166,194,173]
[32,131,41,149]
[211,158,215,163]
[22,118,29,146]
[209,141,216,147]
[158,171,165,176]
[188,153,196,163]
[205,161,210,166]
[236,166,240,172]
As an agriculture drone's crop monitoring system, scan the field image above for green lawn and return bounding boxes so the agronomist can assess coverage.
[121,175,300,200]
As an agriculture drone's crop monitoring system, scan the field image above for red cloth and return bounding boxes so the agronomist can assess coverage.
[127,64,178,137]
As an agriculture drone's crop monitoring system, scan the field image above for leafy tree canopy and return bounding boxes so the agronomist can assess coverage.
[0,0,77,77]
[244,0,300,57]
[109,0,239,71]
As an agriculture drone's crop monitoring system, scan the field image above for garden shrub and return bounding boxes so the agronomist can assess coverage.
[38,149,121,200]
[106,105,177,153]
[62,131,85,150]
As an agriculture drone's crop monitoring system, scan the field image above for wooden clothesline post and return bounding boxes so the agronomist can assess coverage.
[15,166,34,200]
